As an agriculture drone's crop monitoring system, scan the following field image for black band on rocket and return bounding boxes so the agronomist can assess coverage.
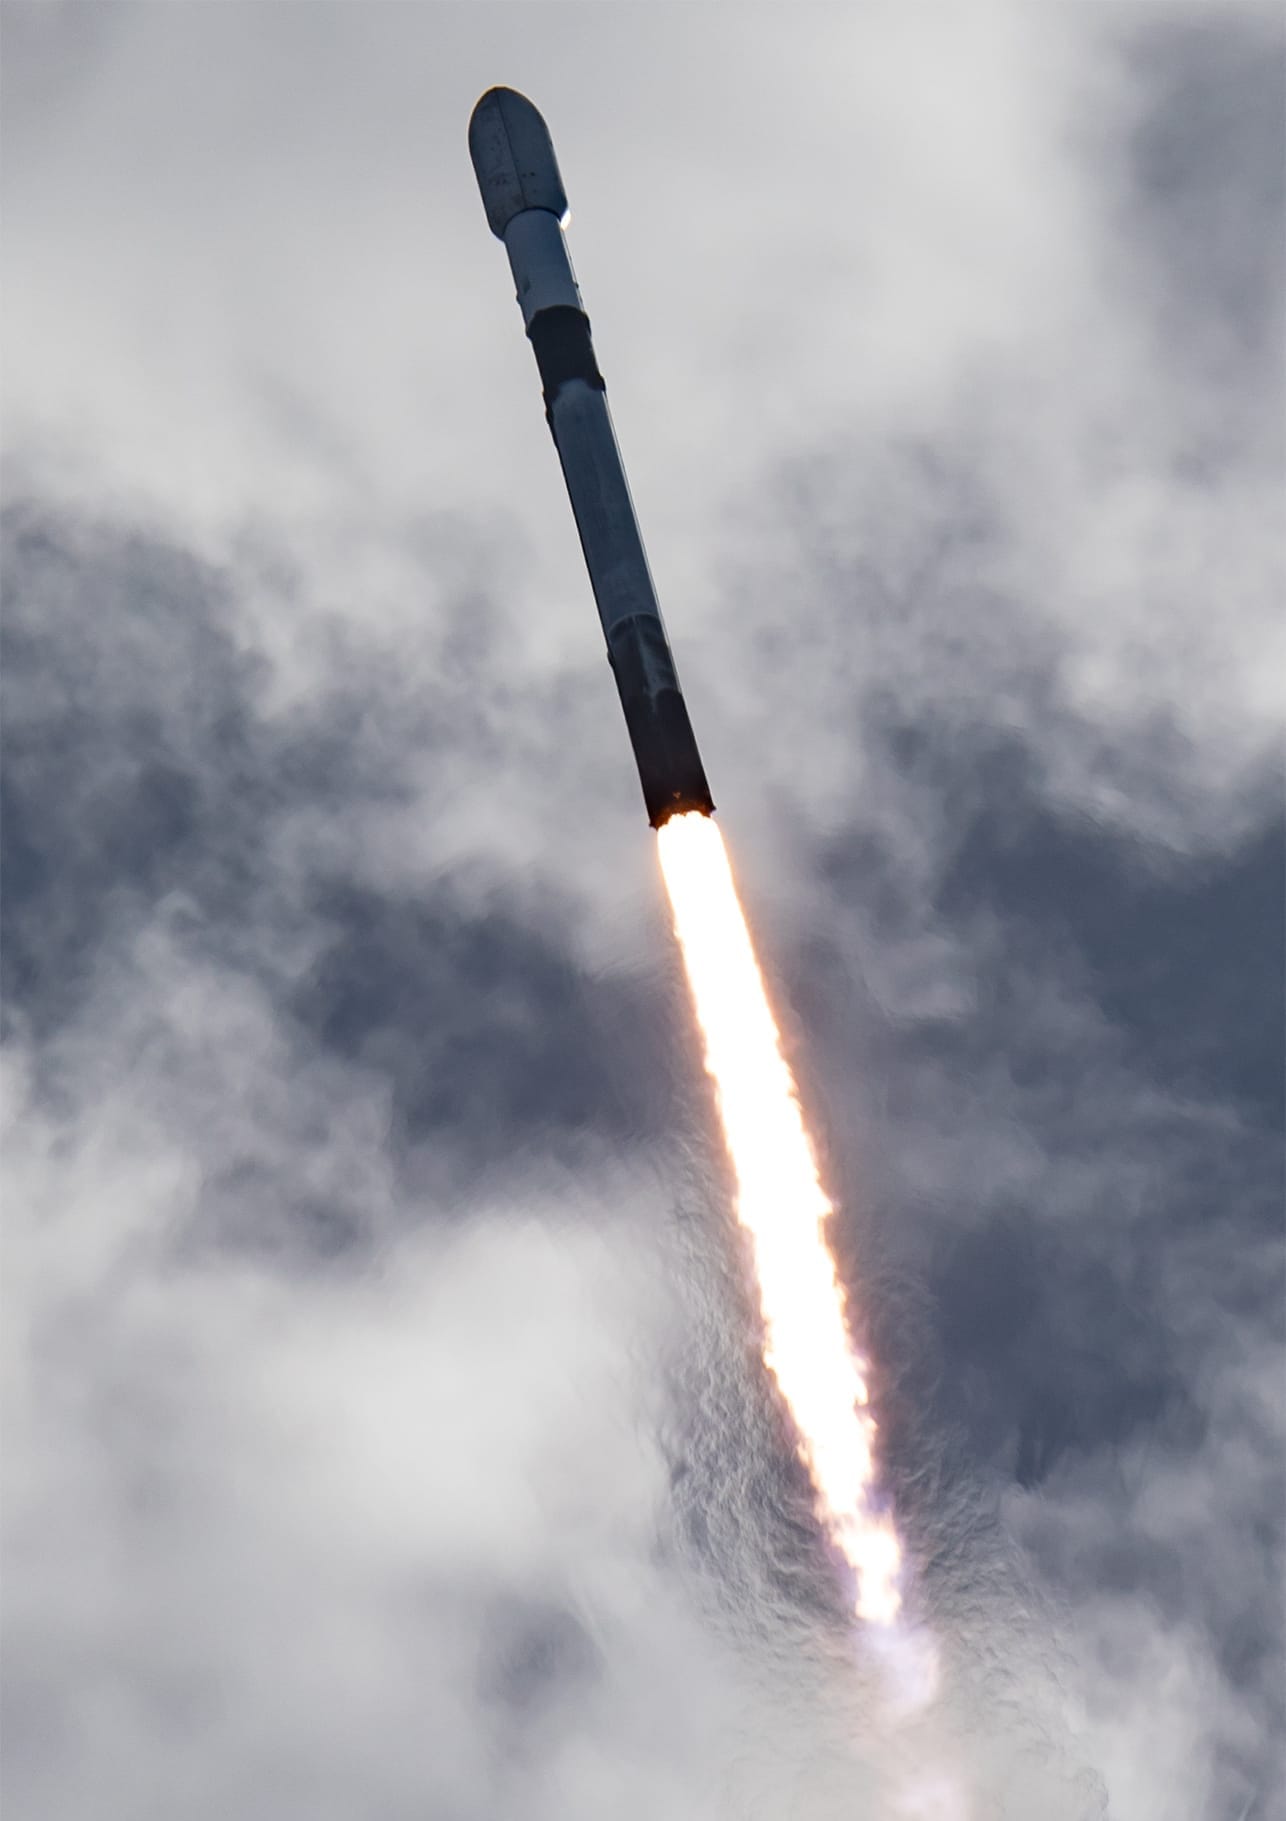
[528,306,606,409]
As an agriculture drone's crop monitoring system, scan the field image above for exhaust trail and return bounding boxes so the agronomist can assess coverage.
[658,811,902,1625]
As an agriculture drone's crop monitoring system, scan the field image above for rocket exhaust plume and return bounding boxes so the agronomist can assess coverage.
[658,812,902,1624]
[470,88,904,1626]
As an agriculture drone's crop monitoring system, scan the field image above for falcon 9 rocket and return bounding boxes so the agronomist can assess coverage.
[469,86,715,829]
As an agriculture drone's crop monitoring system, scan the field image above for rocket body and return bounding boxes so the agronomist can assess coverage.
[469,87,715,829]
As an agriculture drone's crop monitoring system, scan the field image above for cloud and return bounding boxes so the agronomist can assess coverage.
[3,6,1282,1818]
[2,1026,731,1821]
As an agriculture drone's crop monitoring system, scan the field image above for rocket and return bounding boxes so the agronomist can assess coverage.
[468,87,715,829]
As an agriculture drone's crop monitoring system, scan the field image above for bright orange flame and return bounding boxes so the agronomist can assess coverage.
[657,811,901,1625]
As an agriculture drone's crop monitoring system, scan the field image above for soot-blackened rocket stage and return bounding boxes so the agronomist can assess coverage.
[469,87,715,830]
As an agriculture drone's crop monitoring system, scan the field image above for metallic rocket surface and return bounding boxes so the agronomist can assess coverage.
[468,87,715,829]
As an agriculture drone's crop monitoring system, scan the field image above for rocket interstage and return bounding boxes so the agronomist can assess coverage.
[468,86,714,829]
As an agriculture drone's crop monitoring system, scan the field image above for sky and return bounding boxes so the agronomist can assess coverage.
[2,4,1283,1818]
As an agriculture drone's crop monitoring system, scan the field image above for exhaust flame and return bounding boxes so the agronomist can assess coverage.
[657,811,902,1625]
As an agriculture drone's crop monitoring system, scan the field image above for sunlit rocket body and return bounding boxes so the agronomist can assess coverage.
[469,87,715,828]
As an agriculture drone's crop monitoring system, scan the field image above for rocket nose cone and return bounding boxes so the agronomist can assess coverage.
[469,87,569,238]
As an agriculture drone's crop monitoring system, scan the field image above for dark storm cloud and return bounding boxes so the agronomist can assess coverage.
[294,881,677,1155]
[941,792,1284,1124]
[1,503,678,1177]
[790,693,1282,1454]
[829,709,1284,1130]
[2,506,262,1032]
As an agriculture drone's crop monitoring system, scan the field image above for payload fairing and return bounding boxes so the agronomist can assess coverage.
[469,87,715,828]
